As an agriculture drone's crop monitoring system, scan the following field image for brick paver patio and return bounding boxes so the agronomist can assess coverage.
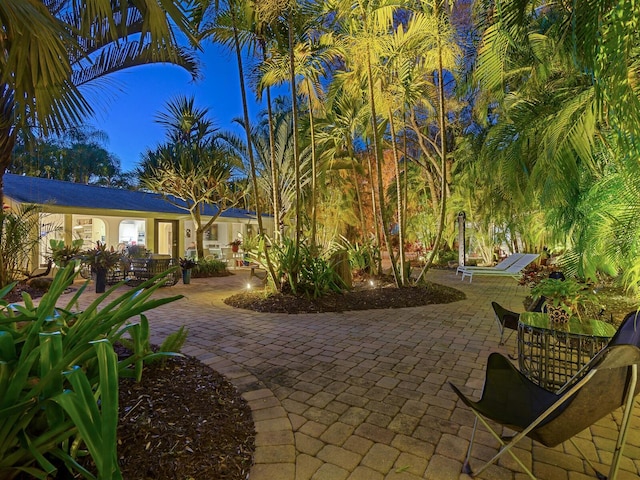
[67,268,640,479]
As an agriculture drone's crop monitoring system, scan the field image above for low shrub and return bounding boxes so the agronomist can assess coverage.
[0,265,183,479]
[192,259,228,277]
[341,237,379,275]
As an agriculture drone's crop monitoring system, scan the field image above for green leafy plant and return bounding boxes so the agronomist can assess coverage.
[0,265,183,479]
[531,277,598,320]
[82,241,121,273]
[0,204,53,287]
[298,251,347,298]
[49,238,84,267]
[191,258,227,277]
[341,237,379,276]
[260,238,346,297]
[240,235,259,254]
[179,257,197,270]
[262,237,302,293]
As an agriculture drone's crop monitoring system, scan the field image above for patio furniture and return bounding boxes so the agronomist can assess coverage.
[456,253,524,276]
[127,255,180,287]
[491,301,520,345]
[491,298,546,346]
[105,261,127,285]
[450,311,640,480]
[518,311,616,390]
[459,253,539,282]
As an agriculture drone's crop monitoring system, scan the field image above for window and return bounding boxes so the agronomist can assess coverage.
[119,220,146,246]
[38,213,64,267]
[205,224,218,241]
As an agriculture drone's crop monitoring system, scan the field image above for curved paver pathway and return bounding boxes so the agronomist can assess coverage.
[67,269,640,480]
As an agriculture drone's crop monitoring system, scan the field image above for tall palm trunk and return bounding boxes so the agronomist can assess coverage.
[230,4,276,283]
[262,45,283,241]
[288,13,302,251]
[388,105,405,285]
[366,45,400,286]
[308,103,318,250]
[349,146,367,239]
[365,144,382,274]
[417,38,448,282]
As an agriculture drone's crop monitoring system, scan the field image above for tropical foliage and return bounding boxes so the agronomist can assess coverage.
[0,265,183,479]
[10,127,126,186]
[1,0,200,286]
[0,204,52,286]
[137,96,245,259]
[6,0,640,295]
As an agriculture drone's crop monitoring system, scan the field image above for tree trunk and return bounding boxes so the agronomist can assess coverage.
[288,13,302,253]
[262,44,282,242]
[309,104,318,250]
[417,34,449,283]
[350,152,367,239]
[365,146,381,275]
[366,45,399,286]
[230,3,277,286]
[388,105,405,286]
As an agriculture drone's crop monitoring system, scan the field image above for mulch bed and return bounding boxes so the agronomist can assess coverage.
[224,280,466,313]
[116,354,254,480]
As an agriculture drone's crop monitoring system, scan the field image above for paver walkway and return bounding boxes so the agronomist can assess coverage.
[67,269,640,479]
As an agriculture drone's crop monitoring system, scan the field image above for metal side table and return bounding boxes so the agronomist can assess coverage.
[518,312,616,390]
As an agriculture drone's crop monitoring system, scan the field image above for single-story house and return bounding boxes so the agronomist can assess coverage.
[3,173,273,271]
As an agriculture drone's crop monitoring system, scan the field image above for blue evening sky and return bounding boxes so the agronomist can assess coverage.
[87,43,269,172]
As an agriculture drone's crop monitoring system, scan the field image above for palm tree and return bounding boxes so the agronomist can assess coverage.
[201,0,281,285]
[0,0,198,204]
[258,27,341,248]
[409,1,460,281]
[316,90,370,240]
[253,0,306,252]
[469,0,637,280]
[137,96,244,259]
[324,0,405,285]
[0,0,198,285]
[251,108,312,233]
[206,1,285,239]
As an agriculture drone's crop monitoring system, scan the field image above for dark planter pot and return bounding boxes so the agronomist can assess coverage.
[231,245,239,253]
[95,268,107,293]
[182,269,191,284]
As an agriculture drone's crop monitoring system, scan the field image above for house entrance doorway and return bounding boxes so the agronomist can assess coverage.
[155,220,178,258]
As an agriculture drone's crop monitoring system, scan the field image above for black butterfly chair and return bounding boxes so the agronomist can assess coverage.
[491,298,544,345]
[450,311,640,480]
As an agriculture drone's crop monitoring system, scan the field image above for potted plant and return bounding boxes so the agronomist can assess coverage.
[530,277,597,323]
[179,257,197,284]
[49,238,84,268]
[229,239,242,253]
[82,242,121,293]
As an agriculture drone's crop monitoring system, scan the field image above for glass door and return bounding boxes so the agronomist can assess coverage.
[154,220,178,258]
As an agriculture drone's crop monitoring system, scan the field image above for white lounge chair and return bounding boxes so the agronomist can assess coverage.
[455,253,524,276]
[459,253,539,282]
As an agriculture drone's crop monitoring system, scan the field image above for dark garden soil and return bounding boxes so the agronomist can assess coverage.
[224,278,466,313]
[115,353,255,480]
